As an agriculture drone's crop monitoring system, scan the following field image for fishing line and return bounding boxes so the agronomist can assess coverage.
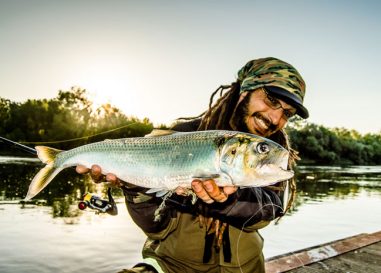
[19,122,140,145]
[0,136,37,155]
[235,202,279,273]
[1,122,142,157]
[235,200,306,273]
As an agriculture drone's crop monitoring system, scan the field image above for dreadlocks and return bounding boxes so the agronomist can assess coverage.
[195,81,241,131]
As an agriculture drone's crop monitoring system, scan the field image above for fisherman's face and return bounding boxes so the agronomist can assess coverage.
[231,88,296,137]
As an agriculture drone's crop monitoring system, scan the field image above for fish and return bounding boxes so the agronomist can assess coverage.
[25,130,294,201]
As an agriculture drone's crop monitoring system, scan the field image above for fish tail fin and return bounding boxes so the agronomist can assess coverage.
[24,146,63,201]
[35,146,62,164]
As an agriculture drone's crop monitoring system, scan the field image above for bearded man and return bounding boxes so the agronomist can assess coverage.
[77,57,309,273]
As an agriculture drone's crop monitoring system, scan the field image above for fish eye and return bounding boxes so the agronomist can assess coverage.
[256,142,270,154]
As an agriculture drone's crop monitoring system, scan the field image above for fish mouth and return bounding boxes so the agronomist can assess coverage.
[247,164,294,187]
[259,164,294,180]
[265,149,294,183]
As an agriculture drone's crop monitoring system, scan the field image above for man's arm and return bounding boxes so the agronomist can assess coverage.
[121,184,178,234]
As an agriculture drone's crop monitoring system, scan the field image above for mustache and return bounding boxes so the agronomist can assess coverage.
[252,113,277,132]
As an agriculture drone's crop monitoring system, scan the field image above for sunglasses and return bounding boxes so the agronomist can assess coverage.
[262,89,296,120]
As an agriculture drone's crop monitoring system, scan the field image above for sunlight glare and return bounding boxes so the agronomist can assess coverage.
[69,59,140,116]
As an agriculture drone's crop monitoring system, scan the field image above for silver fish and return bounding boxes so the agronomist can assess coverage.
[25,130,294,201]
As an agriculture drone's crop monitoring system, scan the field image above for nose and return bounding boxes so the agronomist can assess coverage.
[268,108,284,126]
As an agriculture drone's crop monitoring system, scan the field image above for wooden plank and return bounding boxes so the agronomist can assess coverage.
[265,230,381,273]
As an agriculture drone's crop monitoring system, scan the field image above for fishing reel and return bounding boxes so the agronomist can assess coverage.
[78,188,118,215]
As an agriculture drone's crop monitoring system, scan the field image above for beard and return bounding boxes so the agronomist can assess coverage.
[229,92,277,135]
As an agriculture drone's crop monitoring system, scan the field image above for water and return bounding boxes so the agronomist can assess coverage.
[0,157,380,272]
[262,165,381,258]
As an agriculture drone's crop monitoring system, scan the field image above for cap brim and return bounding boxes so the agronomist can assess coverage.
[264,86,309,119]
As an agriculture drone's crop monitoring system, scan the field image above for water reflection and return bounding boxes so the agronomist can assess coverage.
[1,157,380,219]
[0,157,124,219]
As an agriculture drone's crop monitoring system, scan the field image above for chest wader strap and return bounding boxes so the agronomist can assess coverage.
[202,225,232,263]
[203,231,214,263]
[222,225,231,263]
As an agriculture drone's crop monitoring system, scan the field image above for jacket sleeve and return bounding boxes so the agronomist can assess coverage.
[204,187,284,230]
[121,185,193,237]
[121,185,173,234]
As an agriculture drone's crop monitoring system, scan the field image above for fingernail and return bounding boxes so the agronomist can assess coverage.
[205,183,213,192]
[193,183,202,192]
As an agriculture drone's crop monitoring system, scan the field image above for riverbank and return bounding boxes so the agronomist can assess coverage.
[265,230,381,273]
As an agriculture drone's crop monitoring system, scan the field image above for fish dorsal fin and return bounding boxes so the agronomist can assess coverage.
[145,129,177,137]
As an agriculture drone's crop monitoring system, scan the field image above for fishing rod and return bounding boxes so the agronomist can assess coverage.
[0,136,37,156]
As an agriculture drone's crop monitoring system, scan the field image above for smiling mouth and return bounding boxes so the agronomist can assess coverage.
[255,116,268,130]
[252,115,270,135]
[251,113,278,136]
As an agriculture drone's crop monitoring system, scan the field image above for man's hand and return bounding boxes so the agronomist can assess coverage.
[191,179,237,204]
[76,164,122,187]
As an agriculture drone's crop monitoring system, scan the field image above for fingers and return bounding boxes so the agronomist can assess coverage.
[203,180,228,202]
[90,165,105,184]
[175,187,187,196]
[223,186,238,196]
[192,180,214,204]
[76,164,121,186]
[191,179,229,204]
[105,173,122,187]
[76,164,104,183]
[76,165,89,174]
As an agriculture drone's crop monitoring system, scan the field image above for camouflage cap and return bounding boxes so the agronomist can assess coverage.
[237,57,309,119]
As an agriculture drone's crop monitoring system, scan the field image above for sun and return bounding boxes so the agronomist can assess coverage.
[71,61,135,114]
[86,89,110,112]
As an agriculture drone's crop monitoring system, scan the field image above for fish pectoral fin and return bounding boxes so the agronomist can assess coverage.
[155,190,170,197]
[192,173,220,180]
[153,190,174,222]
[144,129,177,137]
[145,188,169,197]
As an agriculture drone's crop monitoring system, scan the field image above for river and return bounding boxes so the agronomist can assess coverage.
[0,157,380,272]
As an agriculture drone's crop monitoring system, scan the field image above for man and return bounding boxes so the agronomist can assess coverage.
[77,57,309,273]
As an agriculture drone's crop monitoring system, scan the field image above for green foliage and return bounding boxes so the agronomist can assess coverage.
[0,87,153,152]
[287,123,381,165]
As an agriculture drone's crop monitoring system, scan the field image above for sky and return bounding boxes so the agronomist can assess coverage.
[0,0,380,134]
